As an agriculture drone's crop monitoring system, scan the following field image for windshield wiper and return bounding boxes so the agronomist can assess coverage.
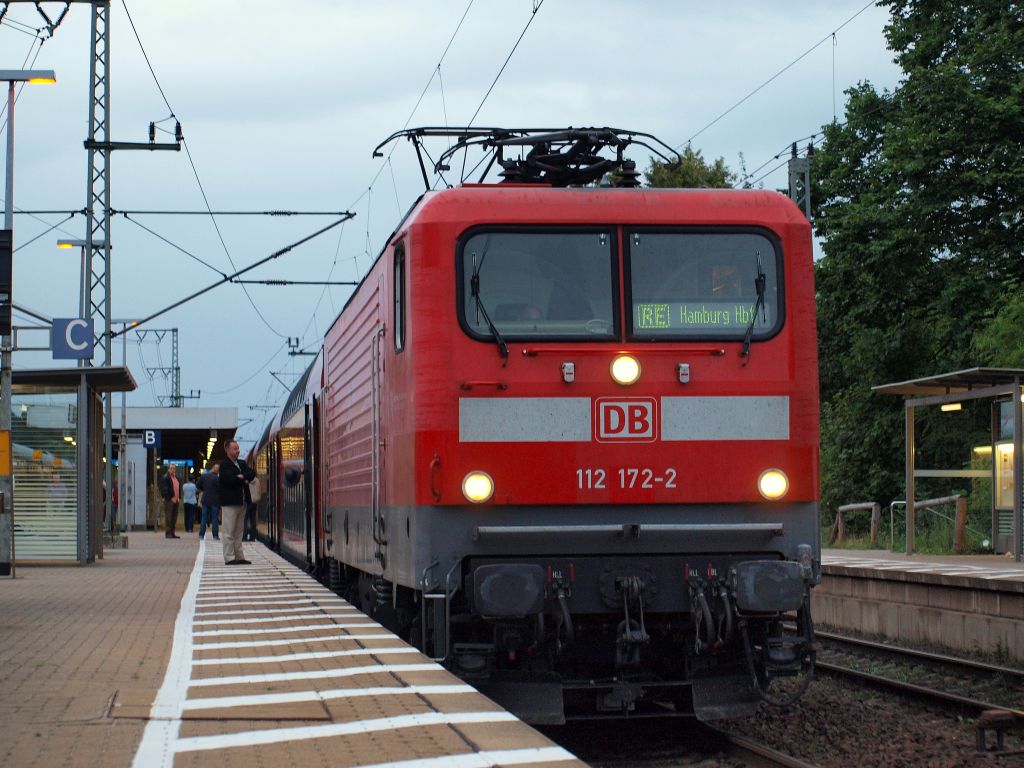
[470,247,509,362]
[740,251,767,362]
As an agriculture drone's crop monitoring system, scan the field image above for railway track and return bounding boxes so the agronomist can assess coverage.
[712,726,820,768]
[814,629,1024,719]
[543,717,819,767]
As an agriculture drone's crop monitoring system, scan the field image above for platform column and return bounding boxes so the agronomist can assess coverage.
[905,403,915,555]
[1014,377,1022,563]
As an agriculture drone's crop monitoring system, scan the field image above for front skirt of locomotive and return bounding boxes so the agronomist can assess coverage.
[448,548,817,723]
[336,500,821,723]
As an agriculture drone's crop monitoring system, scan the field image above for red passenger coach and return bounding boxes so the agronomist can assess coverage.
[257,129,820,722]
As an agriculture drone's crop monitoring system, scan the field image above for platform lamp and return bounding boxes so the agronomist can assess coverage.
[57,239,108,332]
[1,69,56,577]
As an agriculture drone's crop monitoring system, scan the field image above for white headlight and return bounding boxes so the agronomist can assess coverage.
[758,469,789,500]
[610,355,641,386]
[462,471,494,504]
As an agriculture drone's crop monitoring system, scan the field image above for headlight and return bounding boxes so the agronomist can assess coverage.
[758,469,789,500]
[462,471,494,504]
[610,355,641,386]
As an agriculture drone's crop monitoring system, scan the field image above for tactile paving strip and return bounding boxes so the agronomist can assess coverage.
[130,540,582,768]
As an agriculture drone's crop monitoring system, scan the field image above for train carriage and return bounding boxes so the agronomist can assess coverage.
[256,128,820,723]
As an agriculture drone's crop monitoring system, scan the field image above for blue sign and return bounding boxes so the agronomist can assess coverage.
[143,429,161,450]
[51,318,94,360]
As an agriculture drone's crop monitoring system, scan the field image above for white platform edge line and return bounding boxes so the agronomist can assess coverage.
[173,711,516,753]
[192,612,361,626]
[188,662,442,688]
[191,646,418,666]
[355,747,579,768]
[183,684,475,711]
[192,633,396,651]
[193,621,378,637]
[131,539,205,768]
[195,605,353,617]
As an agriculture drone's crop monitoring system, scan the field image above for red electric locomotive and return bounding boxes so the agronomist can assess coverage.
[252,128,820,722]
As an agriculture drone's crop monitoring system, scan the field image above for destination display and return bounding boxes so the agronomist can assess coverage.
[634,301,773,334]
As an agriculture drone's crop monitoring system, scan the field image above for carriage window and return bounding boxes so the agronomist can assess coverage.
[459,230,616,340]
[627,231,782,340]
[394,244,405,352]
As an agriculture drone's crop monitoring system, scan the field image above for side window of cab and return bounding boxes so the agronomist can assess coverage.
[394,243,406,352]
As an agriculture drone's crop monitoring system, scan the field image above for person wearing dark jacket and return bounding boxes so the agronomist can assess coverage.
[159,464,181,539]
[197,463,220,539]
[219,440,256,564]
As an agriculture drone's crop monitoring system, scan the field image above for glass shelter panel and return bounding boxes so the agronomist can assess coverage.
[12,394,79,561]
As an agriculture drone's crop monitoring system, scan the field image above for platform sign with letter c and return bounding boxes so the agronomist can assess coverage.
[51,318,94,360]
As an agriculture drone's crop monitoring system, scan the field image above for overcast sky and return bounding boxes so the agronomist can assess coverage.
[1,0,901,446]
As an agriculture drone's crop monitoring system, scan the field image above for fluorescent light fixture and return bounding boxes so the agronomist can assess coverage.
[940,403,962,412]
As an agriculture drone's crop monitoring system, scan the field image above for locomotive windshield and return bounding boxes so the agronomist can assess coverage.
[460,230,617,340]
[626,230,782,340]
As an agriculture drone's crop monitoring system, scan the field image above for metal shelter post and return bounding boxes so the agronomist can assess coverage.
[1014,377,1022,563]
[76,372,89,565]
[905,403,915,555]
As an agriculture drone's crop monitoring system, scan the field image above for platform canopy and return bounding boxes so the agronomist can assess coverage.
[873,367,1023,563]
[873,367,1024,398]
[13,366,136,394]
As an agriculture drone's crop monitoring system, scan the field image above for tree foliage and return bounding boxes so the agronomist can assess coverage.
[813,2,1024,514]
[645,146,735,188]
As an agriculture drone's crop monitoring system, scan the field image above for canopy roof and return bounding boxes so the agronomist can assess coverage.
[13,366,136,394]
[873,367,1024,397]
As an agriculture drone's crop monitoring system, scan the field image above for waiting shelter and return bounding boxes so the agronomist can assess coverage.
[873,368,1024,562]
[10,366,135,566]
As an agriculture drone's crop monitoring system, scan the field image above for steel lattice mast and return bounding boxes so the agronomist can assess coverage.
[84,2,114,540]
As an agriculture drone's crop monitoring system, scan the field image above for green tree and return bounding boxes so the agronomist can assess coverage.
[645,145,735,188]
[813,2,1024,515]
[973,282,1024,367]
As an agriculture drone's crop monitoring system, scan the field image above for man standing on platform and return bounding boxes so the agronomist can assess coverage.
[159,464,181,539]
[182,474,198,534]
[219,440,255,565]
[197,462,220,540]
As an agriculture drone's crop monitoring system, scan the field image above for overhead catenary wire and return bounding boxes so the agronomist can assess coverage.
[0,33,44,132]
[11,213,75,253]
[120,0,290,339]
[110,214,353,337]
[465,0,545,129]
[678,0,876,150]
[121,213,226,277]
[204,341,288,396]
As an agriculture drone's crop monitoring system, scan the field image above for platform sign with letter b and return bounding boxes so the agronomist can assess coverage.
[143,430,161,451]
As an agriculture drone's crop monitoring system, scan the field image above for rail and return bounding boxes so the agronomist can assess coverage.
[814,630,1024,720]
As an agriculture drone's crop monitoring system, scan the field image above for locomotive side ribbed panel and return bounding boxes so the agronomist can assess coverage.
[324,283,380,509]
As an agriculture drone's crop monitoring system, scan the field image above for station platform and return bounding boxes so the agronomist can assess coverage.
[0,534,582,768]
[815,549,1024,663]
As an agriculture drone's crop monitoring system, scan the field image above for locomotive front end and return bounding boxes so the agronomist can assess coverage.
[410,186,820,723]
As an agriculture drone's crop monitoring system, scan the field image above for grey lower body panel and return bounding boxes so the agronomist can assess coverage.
[325,502,820,593]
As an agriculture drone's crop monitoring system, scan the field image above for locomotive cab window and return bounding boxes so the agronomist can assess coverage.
[626,229,783,340]
[459,230,617,341]
[394,244,406,352]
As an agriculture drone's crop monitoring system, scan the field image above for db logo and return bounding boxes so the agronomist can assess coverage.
[594,398,657,442]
